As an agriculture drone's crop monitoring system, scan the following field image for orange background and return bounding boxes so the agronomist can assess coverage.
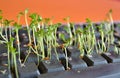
[0,0,120,24]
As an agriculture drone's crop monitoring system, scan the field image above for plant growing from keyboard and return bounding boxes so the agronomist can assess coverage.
[70,22,77,46]
[0,10,3,27]
[104,22,119,54]
[2,19,14,74]
[81,19,96,56]
[0,22,11,75]
[96,21,114,53]
[8,37,19,78]
[76,27,85,57]
[45,26,53,59]
[0,18,19,77]
[35,28,45,60]
[22,9,33,64]
[96,23,106,53]
[44,23,60,60]
[106,9,114,44]
[0,10,4,41]
[52,23,61,60]
[59,31,72,70]
[13,22,22,64]
[29,13,43,65]
[63,17,73,45]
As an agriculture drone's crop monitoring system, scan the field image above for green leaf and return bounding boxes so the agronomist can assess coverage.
[107,30,112,34]
[83,27,89,34]
[86,18,91,23]
[0,16,2,20]
[36,29,45,37]
[63,26,69,33]
[37,15,42,22]
[17,12,24,17]
[56,23,61,27]
[0,10,2,14]
[44,18,50,24]
[18,12,24,16]
[109,9,112,14]
[76,28,83,34]
[3,19,14,26]
[29,13,37,19]
[59,33,65,41]
[25,8,29,14]
[63,16,70,22]
[70,22,74,28]
[13,22,21,29]
[10,37,15,42]
[19,12,24,15]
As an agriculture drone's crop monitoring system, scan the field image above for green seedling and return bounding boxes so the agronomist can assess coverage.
[13,22,22,64]
[97,23,107,53]
[3,19,14,40]
[63,17,73,45]
[29,13,42,28]
[17,12,24,24]
[0,10,3,27]
[0,14,19,78]
[29,13,43,65]
[23,8,33,64]
[35,29,45,59]
[70,22,77,46]
[76,28,85,57]
[80,18,96,56]
[7,37,19,78]
[114,45,120,55]
[2,19,14,76]
[44,17,52,26]
[76,27,85,57]
[44,23,60,60]
[106,9,114,44]
[0,9,119,78]
[59,29,73,69]
[52,23,61,60]
[95,20,115,55]
[24,8,32,45]
[44,26,53,59]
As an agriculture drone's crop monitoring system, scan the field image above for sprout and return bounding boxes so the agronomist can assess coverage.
[63,17,73,45]
[23,9,33,64]
[8,37,19,78]
[13,22,22,64]
[0,9,119,78]
[106,9,114,44]
[17,12,24,24]
[76,28,85,57]
[35,28,45,60]
[29,13,44,65]
[44,18,51,26]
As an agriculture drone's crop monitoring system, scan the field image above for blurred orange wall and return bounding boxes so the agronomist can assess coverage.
[0,0,120,24]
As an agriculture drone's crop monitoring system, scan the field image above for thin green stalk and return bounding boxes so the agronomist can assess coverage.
[0,25,10,74]
[53,26,59,61]
[109,10,114,44]
[7,43,11,75]
[16,28,21,64]
[64,47,68,70]
[13,53,19,78]
[32,26,40,65]
[54,46,59,61]
[24,8,32,45]
[78,34,84,56]
[41,22,44,29]
[5,27,8,40]
[24,9,32,64]
[40,37,45,59]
